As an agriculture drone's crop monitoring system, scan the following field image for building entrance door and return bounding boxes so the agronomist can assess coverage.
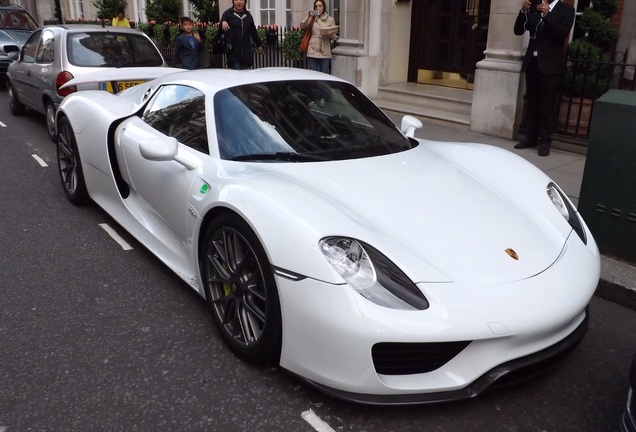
[408,0,491,89]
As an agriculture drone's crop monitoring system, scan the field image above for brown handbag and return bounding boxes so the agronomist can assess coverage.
[299,29,311,53]
[299,18,313,53]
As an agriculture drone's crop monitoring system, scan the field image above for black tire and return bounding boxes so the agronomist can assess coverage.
[56,116,89,205]
[45,99,57,142]
[8,83,26,116]
[201,214,282,364]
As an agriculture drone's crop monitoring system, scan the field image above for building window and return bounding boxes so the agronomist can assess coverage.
[260,0,275,25]
[70,0,85,20]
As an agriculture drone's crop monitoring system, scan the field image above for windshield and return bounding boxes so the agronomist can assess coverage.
[0,9,38,31]
[214,80,414,162]
[67,32,163,67]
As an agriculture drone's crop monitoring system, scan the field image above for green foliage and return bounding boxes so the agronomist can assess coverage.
[204,25,219,51]
[92,0,127,21]
[53,0,63,23]
[144,0,180,24]
[169,24,181,47]
[138,21,151,36]
[578,8,619,52]
[282,28,304,63]
[189,0,219,23]
[564,0,618,99]
[152,22,166,46]
[254,27,267,49]
[589,0,618,18]
[564,39,613,99]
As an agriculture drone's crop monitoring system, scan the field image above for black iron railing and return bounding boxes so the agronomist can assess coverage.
[521,48,636,141]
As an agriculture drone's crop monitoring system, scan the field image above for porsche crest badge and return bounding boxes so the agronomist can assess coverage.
[505,248,519,260]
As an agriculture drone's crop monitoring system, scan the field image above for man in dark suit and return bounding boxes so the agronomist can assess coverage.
[514,0,574,156]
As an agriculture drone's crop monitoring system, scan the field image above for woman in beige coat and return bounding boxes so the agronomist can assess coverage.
[300,0,338,74]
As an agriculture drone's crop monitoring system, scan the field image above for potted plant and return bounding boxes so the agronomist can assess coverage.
[559,0,619,135]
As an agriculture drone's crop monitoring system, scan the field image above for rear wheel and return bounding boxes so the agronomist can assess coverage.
[200,214,282,364]
[8,84,25,116]
[57,116,89,204]
[45,100,57,142]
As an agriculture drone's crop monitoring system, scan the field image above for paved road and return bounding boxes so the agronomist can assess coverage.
[0,90,635,432]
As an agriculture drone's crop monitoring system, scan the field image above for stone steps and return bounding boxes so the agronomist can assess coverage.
[373,83,473,127]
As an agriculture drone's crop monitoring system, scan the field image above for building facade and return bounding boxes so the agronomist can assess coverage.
[19,0,636,140]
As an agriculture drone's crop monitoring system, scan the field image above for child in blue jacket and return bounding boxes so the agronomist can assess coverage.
[171,17,203,70]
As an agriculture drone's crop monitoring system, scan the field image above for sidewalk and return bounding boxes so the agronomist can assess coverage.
[386,113,636,310]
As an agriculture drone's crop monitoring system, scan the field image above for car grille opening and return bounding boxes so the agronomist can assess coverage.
[372,341,472,375]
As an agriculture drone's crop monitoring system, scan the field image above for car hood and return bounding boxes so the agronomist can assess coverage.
[245,142,569,285]
[0,28,31,45]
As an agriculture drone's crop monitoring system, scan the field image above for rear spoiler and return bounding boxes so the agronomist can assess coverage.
[59,66,183,90]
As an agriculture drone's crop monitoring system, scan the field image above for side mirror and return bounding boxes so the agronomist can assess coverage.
[139,136,198,170]
[7,50,19,61]
[139,136,178,161]
[400,115,423,138]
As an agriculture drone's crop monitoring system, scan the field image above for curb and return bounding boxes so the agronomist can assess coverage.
[595,278,636,311]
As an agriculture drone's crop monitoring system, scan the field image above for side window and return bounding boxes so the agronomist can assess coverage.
[142,85,209,154]
[21,30,41,63]
[36,30,55,63]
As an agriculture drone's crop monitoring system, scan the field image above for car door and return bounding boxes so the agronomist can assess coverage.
[9,29,41,108]
[116,84,209,247]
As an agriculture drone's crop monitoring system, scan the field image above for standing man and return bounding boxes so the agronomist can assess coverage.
[514,0,574,156]
[171,17,203,70]
[221,0,263,70]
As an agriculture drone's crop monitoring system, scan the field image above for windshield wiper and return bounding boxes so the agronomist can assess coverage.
[231,152,329,162]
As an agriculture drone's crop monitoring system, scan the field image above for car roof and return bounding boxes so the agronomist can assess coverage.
[40,24,147,34]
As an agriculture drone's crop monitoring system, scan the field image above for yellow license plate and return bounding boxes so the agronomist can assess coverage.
[101,80,145,93]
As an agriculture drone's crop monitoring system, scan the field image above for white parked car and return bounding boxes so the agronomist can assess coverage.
[54,67,600,404]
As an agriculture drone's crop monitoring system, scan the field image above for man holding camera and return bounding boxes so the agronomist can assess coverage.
[514,0,574,156]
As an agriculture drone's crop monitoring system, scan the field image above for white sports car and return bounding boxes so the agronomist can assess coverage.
[55,67,600,404]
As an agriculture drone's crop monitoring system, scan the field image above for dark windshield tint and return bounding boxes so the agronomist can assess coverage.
[214,80,414,161]
[67,32,163,67]
[0,9,38,31]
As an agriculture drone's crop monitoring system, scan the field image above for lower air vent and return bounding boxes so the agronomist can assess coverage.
[372,341,472,375]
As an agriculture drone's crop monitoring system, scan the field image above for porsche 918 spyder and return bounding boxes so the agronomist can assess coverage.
[54,67,600,404]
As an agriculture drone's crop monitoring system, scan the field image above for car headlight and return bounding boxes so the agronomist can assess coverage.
[319,237,429,310]
[547,182,587,244]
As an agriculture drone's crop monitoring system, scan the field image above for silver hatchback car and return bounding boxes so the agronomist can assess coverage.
[7,24,166,141]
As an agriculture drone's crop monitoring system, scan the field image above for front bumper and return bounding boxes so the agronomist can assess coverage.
[274,231,599,404]
[299,310,588,405]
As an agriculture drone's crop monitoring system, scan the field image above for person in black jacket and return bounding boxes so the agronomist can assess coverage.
[220,0,264,70]
[514,0,574,156]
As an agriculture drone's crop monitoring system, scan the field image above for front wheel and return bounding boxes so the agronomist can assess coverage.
[57,116,89,204]
[201,214,282,364]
